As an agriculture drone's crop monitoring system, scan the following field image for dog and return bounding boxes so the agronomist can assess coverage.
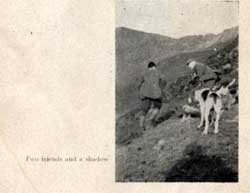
[194,79,236,135]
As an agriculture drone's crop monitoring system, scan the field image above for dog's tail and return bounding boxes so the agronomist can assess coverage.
[227,78,236,88]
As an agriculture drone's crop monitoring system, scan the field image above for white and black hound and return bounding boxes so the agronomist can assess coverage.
[194,79,236,135]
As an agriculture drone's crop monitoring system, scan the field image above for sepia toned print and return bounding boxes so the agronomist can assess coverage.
[116,0,239,182]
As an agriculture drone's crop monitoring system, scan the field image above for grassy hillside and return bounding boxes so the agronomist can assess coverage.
[116,26,238,116]
[116,105,238,182]
[116,34,238,145]
[116,31,239,182]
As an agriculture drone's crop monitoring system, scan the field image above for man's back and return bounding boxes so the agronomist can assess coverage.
[140,68,162,99]
[194,62,217,81]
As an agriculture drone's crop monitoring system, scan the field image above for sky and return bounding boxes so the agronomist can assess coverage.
[116,0,239,38]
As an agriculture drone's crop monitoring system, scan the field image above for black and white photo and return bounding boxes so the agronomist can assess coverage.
[116,0,239,182]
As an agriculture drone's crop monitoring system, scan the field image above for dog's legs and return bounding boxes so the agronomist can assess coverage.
[198,102,205,128]
[214,112,221,134]
[202,99,213,135]
[209,110,215,126]
[214,100,222,134]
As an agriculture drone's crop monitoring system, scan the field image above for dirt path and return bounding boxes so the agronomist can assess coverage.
[116,105,238,182]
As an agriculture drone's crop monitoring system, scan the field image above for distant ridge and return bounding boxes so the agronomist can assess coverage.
[116,26,238,43]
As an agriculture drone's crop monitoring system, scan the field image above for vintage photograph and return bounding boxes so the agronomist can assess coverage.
[116,0,239,182]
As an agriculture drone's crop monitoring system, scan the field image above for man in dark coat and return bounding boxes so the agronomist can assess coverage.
[139,61,165,129]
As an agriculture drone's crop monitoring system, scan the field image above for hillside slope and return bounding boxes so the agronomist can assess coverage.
[116,33,238,146]
[116,105,238,182]
[116,26,238,115]
[116,26,238,183]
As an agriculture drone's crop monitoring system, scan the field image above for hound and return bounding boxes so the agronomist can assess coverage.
[194,79,236,135]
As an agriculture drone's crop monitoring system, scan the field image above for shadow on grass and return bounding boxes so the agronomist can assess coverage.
[116,108,144,145]
[116,108,176,146]
[164,143,238,182]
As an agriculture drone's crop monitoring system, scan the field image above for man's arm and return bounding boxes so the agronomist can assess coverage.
[189,67,198,81]
[193,65,207,86]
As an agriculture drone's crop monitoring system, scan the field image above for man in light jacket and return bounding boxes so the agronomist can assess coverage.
[139,61,165,130]
[186,59,218,89]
